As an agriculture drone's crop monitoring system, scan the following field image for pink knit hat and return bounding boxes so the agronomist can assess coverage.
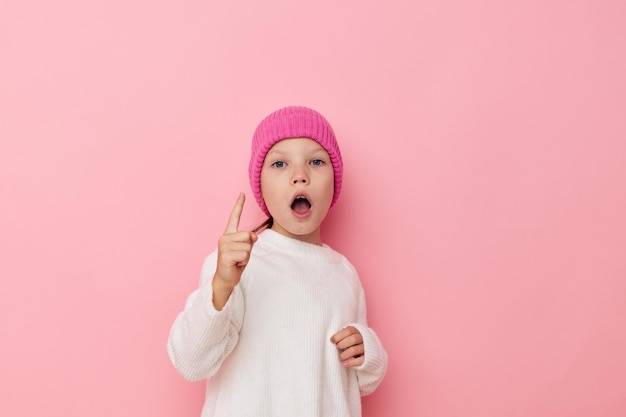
[248,106,343,216]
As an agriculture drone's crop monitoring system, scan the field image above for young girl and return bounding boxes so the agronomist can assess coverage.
[167,106,387,416]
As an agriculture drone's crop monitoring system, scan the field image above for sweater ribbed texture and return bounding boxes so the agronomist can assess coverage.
[167,229,387,417]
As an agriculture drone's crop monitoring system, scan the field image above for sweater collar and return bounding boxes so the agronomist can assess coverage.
[258,229,343,263]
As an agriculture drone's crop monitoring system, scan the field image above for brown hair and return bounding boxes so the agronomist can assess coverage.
[252,217,273,234]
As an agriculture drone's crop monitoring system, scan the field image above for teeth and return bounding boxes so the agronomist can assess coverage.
[291,195,311,212]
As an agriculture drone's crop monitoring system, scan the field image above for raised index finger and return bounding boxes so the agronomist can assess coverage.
[224,193,246,234]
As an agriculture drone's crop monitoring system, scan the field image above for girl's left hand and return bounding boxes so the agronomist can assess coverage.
[330,326,364,367]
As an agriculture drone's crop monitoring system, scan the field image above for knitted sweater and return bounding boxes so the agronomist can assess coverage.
[167,229,388,417]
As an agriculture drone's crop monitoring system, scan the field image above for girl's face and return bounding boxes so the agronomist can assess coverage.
[260,137,334,245]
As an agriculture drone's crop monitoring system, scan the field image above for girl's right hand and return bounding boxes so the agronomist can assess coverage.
[212,193,258,310]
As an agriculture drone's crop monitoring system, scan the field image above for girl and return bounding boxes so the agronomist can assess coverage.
[167,106,387,416]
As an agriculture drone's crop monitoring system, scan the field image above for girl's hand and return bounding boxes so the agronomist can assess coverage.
[331,326,365,367]
[212,193,258,310]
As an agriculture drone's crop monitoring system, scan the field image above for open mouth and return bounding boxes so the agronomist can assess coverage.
[291,195,311,214]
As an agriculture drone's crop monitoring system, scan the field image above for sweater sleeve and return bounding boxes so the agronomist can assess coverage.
[167,252,244,381]
[349,284,388,396]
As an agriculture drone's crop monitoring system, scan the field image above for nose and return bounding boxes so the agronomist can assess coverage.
[291,167,308,184]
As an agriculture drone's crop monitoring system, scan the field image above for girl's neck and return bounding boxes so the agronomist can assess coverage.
[269,223,323,246]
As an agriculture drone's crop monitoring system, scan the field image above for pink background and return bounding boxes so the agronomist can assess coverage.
[2,0,625,416]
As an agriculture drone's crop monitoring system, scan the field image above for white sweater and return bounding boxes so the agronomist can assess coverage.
[167,229,387,417]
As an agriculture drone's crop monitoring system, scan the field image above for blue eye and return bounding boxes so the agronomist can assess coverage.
[272,161,285,168]
[311,159,325,166]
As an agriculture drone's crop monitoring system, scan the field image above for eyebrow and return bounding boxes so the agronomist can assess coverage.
[265,149,286,157]
[266,149,328,158]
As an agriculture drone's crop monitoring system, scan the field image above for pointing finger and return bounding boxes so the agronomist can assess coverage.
[224,193,245,234]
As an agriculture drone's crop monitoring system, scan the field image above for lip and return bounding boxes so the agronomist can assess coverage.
[290,191,313,219]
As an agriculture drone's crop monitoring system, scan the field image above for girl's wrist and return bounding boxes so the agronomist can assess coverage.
[211,278,234,311]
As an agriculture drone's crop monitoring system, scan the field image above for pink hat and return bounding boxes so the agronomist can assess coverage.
[248,106,343,216]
